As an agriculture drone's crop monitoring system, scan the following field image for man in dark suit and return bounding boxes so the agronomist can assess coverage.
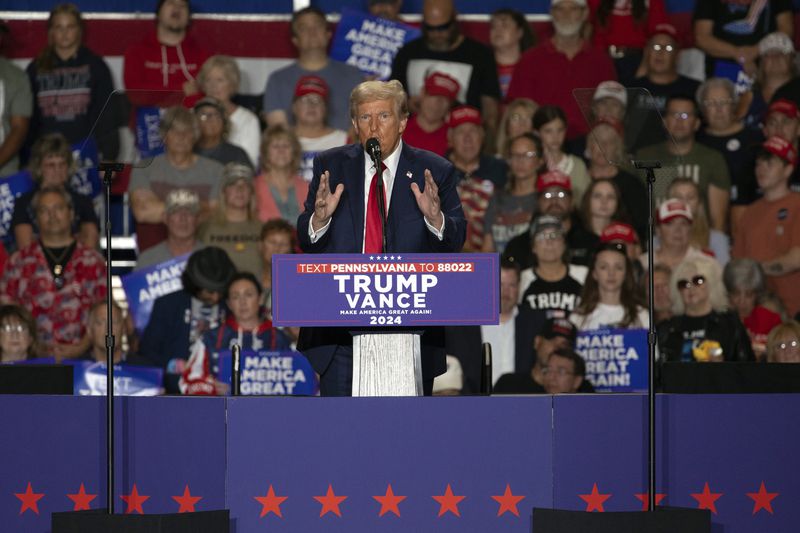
[297,79,466,396]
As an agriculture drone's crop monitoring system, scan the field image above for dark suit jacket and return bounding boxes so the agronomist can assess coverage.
[296,142,467,380]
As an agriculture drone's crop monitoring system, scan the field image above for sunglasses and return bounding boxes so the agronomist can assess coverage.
[422,18,455,32]
[677,275,705,290]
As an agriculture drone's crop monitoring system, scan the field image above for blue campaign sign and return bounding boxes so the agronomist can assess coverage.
[217,349,318,396]
[69,360,164,396]
[71,138,102,198]
[330,8,421,80]
[574,328,648,392]
[0,170,35,243]
[136,106,165,159]
[121,254,190,332]
[272,253,500,327]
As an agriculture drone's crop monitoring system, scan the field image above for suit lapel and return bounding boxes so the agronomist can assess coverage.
[344,145,366,249]
[388,144,420,236]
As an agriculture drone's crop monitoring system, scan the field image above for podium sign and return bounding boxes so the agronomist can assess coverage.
[271,253,500,327]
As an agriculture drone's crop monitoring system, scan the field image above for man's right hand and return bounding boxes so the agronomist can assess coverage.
[312,171,344,231]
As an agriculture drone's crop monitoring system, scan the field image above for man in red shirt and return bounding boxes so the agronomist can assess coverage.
[403,71,459,156]
[505,0,616,140]
[123,0,210,107]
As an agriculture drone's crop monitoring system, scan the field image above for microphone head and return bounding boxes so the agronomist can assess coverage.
[365,137,381,160]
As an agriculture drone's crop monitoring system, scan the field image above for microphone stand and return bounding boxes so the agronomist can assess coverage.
[99,161,124,514]
[634,159,661,513]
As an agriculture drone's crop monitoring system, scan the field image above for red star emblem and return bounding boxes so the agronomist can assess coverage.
[432,484,466,517]
[634,492,666,511]
[313,484,347,517]
[14,482,45,515]
[491,484,525,517]
[120,484,150,514]
[254,485,288,518]
[690,482,723,514]
[67,483,97,511]
[746,481,778,515]
[579,483,611,512]
[373,484,407,517]
[171,485,202,513]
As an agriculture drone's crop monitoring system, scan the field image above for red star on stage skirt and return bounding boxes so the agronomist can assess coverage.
[491,484,525,517]
[15,482,45,515]
[634,492,666,511]
[120,483,150,514]
[171,484,202,513]
[690,482,723,514]
[254,485,288,518]
[314,484,347,517]
[432,484,466,517]
[579,483,611,512]
[372,484,407,517]
[746,481,778,515]
[67,483,97,511]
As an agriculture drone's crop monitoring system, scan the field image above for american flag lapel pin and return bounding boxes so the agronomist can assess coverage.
[406,171,413,179]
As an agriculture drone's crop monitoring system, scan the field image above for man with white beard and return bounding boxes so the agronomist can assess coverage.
[505,0,616,142]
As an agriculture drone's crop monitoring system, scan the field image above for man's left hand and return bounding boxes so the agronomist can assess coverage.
[411,169,444,229]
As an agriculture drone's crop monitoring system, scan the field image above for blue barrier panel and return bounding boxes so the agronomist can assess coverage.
[226,396,553,531]
[0,396,226,532]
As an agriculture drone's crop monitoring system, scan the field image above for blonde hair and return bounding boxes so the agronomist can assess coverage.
[197,55,241,95]
[28,133,76,183]
[159,106,200,142]
[670,255,727,315]
[496,98,538,157]
[766,321,800,362]
[259,124,302,174]
[349,80,409,120]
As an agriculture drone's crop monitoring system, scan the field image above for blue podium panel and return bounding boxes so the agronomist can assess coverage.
[552,395,648,513]
[660,394,800,532]
[226,396,552,532]
[0,396,227,532]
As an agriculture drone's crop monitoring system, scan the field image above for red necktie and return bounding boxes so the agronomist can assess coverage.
[364,163,387,254]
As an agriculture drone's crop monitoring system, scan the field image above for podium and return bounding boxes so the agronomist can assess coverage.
[272,253,499,396]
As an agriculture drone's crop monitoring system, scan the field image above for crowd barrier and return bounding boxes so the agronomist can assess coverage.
[1,393,797,532]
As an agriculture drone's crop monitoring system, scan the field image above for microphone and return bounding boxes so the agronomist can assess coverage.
[365,137,382,165]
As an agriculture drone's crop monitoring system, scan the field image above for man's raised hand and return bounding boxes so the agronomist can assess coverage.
[312,171,344,231]
[411,169,444,229]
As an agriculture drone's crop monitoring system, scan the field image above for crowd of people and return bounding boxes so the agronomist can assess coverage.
[0,0,798,395]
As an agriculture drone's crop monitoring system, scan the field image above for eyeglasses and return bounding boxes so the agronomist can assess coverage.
[542,366,573,377]
[422,17,455,32]
[677,275,706,290]
[534,231,563,242]
[668,112,694,121]
[651,43,674,53]
[509,113,531,123]
[777,340,799,350]
[542,191,569,200]
[1,324,27,334]
[703,99,733,109]
[509,151,538,162]
[197,111,222,121]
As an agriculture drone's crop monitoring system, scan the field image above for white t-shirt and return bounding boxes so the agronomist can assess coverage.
[228,106,261,168]
[481,308,517,385]
[569,303,649,331]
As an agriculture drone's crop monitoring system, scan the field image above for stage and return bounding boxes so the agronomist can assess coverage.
[1,394,796,532]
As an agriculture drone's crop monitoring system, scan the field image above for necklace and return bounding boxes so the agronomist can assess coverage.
[40,241,75,285]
